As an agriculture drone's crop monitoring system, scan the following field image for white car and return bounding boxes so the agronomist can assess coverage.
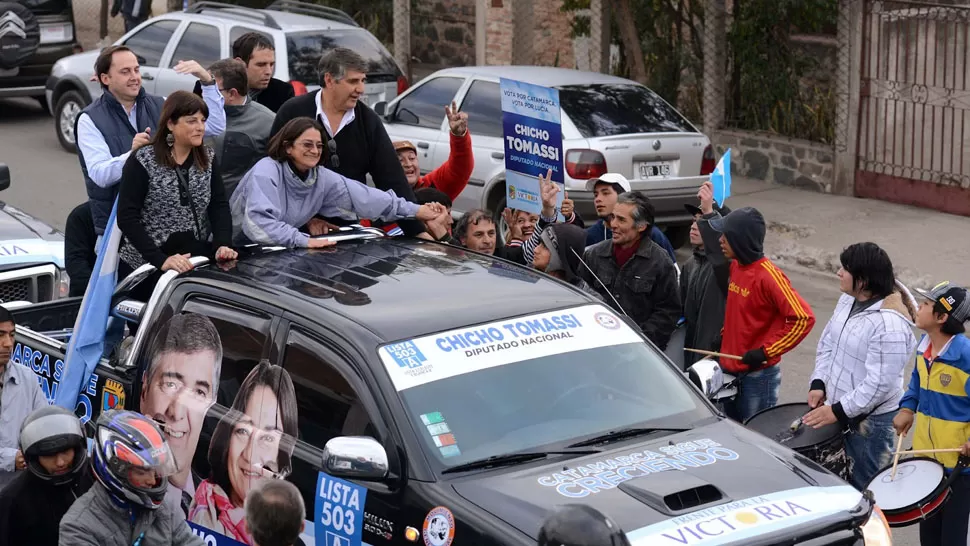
[45,0,406,153]
[375,66,715,248]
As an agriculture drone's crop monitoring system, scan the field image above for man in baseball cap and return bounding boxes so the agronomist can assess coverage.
[584,173,677,262]
[895,280,970,546]
[681,192,731,368]
[393,101,473,201]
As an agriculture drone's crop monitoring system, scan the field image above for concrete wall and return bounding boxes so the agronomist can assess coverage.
[712,130,835,193]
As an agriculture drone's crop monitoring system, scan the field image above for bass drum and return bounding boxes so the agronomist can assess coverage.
[664,320,686,372]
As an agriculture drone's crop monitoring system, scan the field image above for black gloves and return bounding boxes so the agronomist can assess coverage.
[711,333,722,353]
[741,347,768,370]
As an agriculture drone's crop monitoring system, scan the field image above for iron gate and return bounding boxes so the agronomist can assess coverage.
[856,0,970,216]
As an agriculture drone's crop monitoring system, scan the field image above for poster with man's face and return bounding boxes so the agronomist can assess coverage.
[138,313,222,501]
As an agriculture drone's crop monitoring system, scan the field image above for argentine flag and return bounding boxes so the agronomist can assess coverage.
[55,198,123,411]
[711,149,732,206]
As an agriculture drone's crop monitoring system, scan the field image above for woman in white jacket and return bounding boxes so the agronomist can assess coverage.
[801,242,918,490]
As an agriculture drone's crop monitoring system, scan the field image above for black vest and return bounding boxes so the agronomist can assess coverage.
[76,88,164,234]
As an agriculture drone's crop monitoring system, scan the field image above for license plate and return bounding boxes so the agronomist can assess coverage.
[40,24,70,44]
[638,162,671,179]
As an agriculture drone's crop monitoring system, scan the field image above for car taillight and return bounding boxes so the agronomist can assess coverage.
[565,149,608,179]
[700,144,716,175]
[291,81,308,96]
[397,75,409,95]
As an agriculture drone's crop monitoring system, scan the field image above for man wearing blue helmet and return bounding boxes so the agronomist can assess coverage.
[0,405,93,546]
[59,409,204,546]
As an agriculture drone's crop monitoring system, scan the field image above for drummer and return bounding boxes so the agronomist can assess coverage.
[893,281,970,546]
[801,242,917,491]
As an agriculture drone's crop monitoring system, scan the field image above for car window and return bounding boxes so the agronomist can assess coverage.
[229,26,273,50]
[558,83,696,137]
[460,80,503,138]
[169,22,221,69]
[392,76,464,129]
[286,29,400,85]
[379,304,710,471]
[280,327,377,519]
[122,19,180,67]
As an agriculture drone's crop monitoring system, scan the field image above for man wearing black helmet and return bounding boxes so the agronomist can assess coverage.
[538,504,632,546]
[0,406,93,546]
[59,409,204,546]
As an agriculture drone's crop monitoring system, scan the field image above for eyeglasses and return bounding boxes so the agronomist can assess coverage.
[296,140,325,152]
[326,138,339,169]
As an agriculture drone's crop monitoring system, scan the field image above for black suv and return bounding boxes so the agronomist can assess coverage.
[0,0,79,110]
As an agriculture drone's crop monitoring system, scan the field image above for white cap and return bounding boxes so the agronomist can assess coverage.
[585,173,631,193]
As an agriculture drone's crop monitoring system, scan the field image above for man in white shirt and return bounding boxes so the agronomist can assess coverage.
[75,45,226,236]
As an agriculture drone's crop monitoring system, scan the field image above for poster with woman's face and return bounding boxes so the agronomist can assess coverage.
[185,360,304,546]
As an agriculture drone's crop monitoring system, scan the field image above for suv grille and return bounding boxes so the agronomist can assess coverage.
[0,267,56,303]
[0,279,30,302]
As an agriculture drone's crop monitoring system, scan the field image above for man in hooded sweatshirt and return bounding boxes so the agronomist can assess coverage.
[698,195,815,422]
[532,223,601,298]
[680,182,730,367]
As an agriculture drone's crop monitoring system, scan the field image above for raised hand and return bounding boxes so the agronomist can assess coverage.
[539,169,560,217]
[445,100,468,136]
[173,60,213,84]
[698,181,715,215]
[131,127,152,151]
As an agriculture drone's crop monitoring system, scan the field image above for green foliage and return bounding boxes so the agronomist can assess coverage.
[727,0,838,142]
[560,0,590,38]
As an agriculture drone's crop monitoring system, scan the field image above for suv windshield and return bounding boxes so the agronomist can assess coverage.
[286,29,400,85]
[378,305,711,471]
[558,83,696,137]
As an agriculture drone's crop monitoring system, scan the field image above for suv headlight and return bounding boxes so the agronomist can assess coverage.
[862,506,893,545]
[56,268,70,299]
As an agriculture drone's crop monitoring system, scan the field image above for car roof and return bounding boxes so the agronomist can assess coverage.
[190,238,595,343]
[433,65,639,88]
[169,6,359,32]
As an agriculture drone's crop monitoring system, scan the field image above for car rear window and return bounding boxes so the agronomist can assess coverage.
[558,83,696,137]
[286,29,400,85]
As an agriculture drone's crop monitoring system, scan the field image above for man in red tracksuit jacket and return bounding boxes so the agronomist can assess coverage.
[697,183,815,422]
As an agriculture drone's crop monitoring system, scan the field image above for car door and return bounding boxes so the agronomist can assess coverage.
[154,21,225,98]
[277,320,407,546]
[119,18,181,95]
[453,78,505,213]
[131,284,284,541]
[383,76,465,177]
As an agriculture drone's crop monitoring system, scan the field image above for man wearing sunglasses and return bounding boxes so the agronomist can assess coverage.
[270,48,430,239]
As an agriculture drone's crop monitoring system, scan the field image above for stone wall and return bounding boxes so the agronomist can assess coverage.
[484,0,513,65]
[711,130,835,194]
[411,0,477,68]
[530,0,575,67]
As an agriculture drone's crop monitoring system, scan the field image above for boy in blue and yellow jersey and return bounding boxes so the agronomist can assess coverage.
[893,281,970,546]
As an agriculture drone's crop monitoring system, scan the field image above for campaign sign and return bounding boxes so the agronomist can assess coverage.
[500,78,564,215]
[316,472,367,546]
[188,522,248,545]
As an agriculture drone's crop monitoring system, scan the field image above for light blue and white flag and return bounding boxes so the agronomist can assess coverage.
[55,198,122,410]
[711,149,732,206]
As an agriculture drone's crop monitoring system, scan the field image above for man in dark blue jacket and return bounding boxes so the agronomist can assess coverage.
[75,45,225,236]
[578,173,677,261]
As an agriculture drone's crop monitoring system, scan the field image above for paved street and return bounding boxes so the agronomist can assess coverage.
[0,95,944,545]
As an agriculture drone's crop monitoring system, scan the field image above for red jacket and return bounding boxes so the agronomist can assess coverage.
[362,131,474,234]
[413,131,474,201]
[720,257,815,373]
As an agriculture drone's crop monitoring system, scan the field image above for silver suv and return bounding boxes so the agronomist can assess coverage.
[376,66,714,248]
[46,0,405,152]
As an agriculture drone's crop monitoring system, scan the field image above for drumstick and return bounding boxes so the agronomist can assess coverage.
[895,448,965,455]
[890,434,906,481]
[684,348,744,361]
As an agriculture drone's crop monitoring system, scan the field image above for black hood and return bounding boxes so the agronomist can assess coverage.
[540,223,587,283]
[451,421,867,544]
[712,207,765,265]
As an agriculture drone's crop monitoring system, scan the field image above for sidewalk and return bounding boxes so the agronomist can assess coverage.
[726,176,970,290]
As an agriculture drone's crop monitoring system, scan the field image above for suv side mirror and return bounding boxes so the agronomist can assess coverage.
[0,164,9,192]
[321,436,389,481]
[373,101,387,117]
[687,358,724,399]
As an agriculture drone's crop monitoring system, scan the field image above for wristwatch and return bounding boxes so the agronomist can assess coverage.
[200,73,216,86]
